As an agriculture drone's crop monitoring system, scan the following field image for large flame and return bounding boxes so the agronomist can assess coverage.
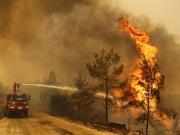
[116,16,162,113]
[118,16,158,63]
[109,16,177,133]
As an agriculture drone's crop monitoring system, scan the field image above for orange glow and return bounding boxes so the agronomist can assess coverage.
[117,101,121,108]
[162,113,168,120]
[111,89,123,99]
[117,16,162,113]
[113,16,171,131]
[160,113,172,128]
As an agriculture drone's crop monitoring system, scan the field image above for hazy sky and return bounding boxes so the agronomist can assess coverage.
[120,0,180,36]
[0,0,179,94]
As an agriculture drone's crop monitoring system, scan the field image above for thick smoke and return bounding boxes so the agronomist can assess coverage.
[0,0,180,98]
[0,0,135,87]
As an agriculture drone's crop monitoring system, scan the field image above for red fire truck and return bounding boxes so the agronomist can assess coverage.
[2,83,30,118]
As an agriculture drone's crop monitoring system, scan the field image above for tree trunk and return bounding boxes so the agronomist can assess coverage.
[77,104,80,119]
[105,78,108,124]
[104,62,109,124]
[105,83,108,123]
[146,87,150,135]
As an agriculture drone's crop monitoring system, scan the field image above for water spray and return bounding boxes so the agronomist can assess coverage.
[22,83,77,91]
[22,83,114,99]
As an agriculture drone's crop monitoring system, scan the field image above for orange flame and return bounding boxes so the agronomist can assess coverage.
[117,16,162,113]
[118,16,158,64]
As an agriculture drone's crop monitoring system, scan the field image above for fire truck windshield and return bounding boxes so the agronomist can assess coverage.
[12,94,28,101]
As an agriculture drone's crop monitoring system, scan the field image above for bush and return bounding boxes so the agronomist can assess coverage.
[48,92,75,119]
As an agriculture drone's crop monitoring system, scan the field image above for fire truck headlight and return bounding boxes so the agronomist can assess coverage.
[26,106,29,108]
[10,106,14,109]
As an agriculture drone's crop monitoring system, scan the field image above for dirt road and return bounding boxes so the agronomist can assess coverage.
[0,110,118,135]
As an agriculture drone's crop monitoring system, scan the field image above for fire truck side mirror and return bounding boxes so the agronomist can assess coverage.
[28,95,30,100]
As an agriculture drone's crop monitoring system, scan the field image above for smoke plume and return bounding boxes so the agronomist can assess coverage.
[0,0,180,98]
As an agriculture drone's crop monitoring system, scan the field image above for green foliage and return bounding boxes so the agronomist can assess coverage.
[44,70,61,86]
[39,70,61,111]
[86,48,127,89]
[86,49,120,80]
[86,48,127,123]
[69,87,94,106]
[39,70,75,118]
[49,92,75,119]
[69,87,95,120]
[39,87,58,107]
[74,69,88,91]
[69,70,95,121]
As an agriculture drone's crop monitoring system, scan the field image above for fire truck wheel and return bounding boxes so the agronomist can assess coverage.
[7,112,11,118]
[3,111,7,116]
[2,108,7,116]
[24,111,28,117]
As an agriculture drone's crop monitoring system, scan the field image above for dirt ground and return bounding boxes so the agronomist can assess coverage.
[0,110,119,135]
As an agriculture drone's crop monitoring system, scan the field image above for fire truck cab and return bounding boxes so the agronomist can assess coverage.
[2,83,30,118]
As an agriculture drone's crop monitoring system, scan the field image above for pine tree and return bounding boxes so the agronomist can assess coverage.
[86,48,127,123]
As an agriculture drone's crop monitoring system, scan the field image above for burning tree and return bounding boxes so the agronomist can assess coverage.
[86,48,127,123]
[117,16,165,135]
